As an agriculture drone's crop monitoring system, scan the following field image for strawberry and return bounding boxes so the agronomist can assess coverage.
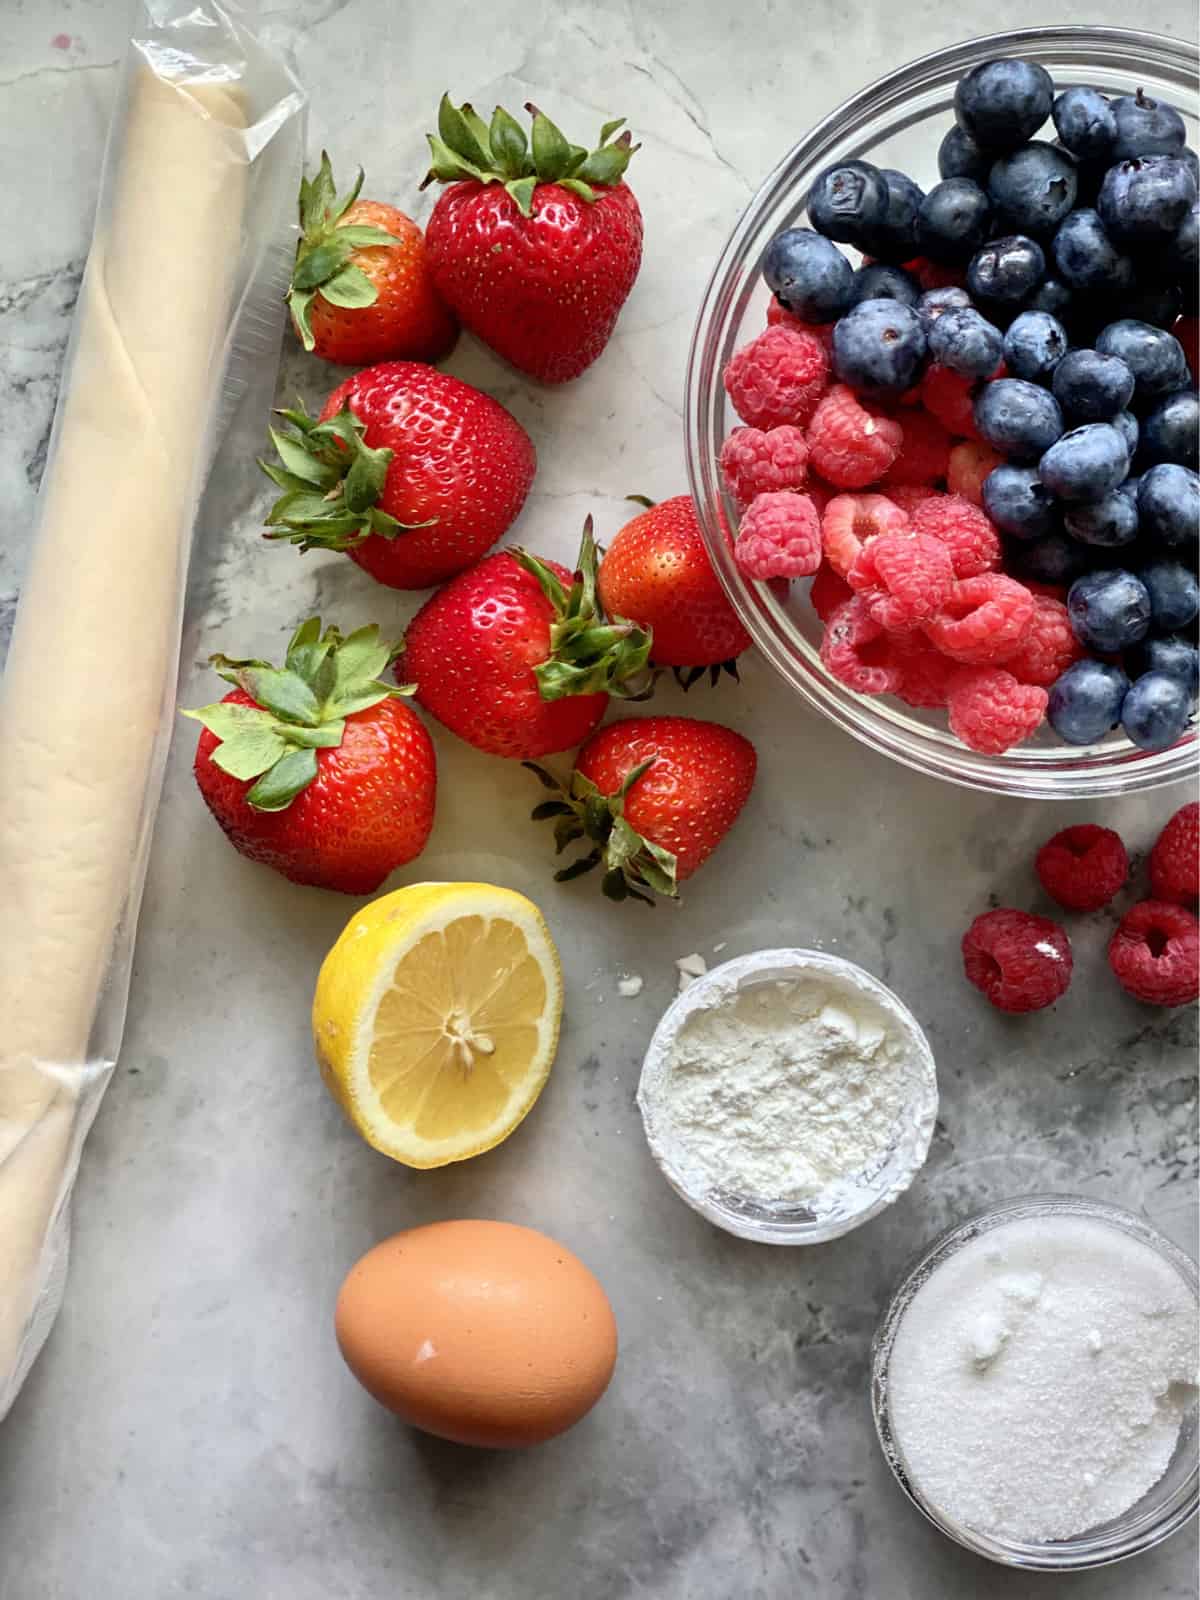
[260,361,535,590]
[398,521,652,760]
[286,154,457,366]
[184,619,435,895]
[597,495,751,685]
[526,716,756,903]
[422,97,643,383]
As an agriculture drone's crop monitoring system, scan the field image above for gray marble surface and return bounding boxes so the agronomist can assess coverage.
[1,1,1198,1595]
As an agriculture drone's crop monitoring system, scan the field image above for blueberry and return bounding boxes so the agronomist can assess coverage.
[988,142,1078,238]
[763,229,854,323]
[926,306,1004,378]
[808,160,889,247]
[1128,634,1200,694]
[1140,559,1200,633]
[916,285,973,332]
[1095,320,1190,405]
[1111,89,1188,162]
[1165,198,1199,279]
[1140,390,1199,469]
[831,298,927,397]
[1068,569,1152,650]
[1098,156,1197,244]
[1121,671,1193,750]
[917,178,993,264]
[1051,349,1136,422]
[1047,659,1131,743]
[1063,487,1139,547]
[954,58,1054,152]
[1138,464,1200,549]
[938,123,989,183]
[967,234,1046,304]
[1039,423,1130,502]
[1010,531,1089,584]
[1024,277,1074,320]
[1051,208,1133,291]
[974,378,1064,461]
[862,169,925,262]
[1114,410,1140,459]
[847,263,920,308]
[1052,87,1117,162]
[1003,310,1069,384]
[982,463,1061,538]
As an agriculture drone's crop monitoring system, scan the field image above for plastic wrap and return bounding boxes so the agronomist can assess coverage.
[0,2,304,1421]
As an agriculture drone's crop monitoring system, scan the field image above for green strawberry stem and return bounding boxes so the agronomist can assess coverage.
[524,757,677,906]
[182,618,412,812]
[422,96,639,218]
[513,518,654,702]
[259,402,435,552]
[286,153,398,350]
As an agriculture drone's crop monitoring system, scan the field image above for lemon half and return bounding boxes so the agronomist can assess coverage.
[313,883,563,1168]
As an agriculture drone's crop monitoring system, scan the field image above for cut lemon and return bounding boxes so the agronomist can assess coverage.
[313,882,563,1168]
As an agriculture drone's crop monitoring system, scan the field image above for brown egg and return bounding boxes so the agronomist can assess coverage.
[334,1220,618,1448]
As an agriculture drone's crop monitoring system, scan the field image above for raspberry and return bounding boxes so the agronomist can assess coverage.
[880,410,953,487]
[947,440,1006,506]
[821,492,910,577]
[1108,900,1200,1007]
[947,667,1048,753]
[962,908,1072,1013]
[849,532,954,631]
[720,425,809,510]
[767,299,836,353]
[911,494,1002,579]
[723,325,830,430]
[819,597,903,695]
[809,561,854,623]
[734,490,822,580]
[904,257,969,292]
[1036,824,1129,912]
[921,362,979,437]
[1003,595,1086,687]
[892,634,959,708]
[807,384,903,489]
[1149,802,1199,906]
[881,484,941,517]
[927,574,1035,665]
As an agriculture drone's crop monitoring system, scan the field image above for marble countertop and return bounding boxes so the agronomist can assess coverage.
[1,2,1197,1596]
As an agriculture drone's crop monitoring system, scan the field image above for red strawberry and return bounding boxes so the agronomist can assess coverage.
[422,97,643,383]
[527,716,757,903]
[399,521,652,760]
[184,619,435,895]
[260,361,535,590]
[286,154,457,366]
[597,496,751,684]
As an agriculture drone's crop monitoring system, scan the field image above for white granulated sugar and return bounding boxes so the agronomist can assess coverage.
[887,1214,1199,1543]
[617,974,644,998]
[656,976,917,1201]
[675,952,708,993]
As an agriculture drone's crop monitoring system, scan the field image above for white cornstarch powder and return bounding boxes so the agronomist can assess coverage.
[887,1214,1199,1543]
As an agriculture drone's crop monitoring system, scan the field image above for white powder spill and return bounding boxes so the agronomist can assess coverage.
[675,952,708,993]
[617,974,644,998]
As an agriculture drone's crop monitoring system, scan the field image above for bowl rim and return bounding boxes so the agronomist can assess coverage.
[684,26,1200,800]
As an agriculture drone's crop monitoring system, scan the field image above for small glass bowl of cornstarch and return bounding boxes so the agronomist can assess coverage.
[636,948,938,1244]
[872,1195,1200,1570]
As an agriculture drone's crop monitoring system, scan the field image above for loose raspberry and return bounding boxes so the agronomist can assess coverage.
[723,325,830,430]
[1149,802,1199,906]
[881,484,941,516]
[1108,900,1200,1006]
[807,384,903,489]
[963,908,1072,1013]
[1036,824,1129,912]
[947,440,1006,506]
[720,425,809,510]
[947,667,1048,753]
[734,490,822,580]
[921,362,979,437]
[819,596,903,695]
[767,298,836,353]
[821,492,910,578]
[892,633,959,708]
[904,257,969,292]
[809,561,854,623]
[848,531,954,631]
[880,410,953,487]
[1003,595,1086,687]
[911,494,1002,579]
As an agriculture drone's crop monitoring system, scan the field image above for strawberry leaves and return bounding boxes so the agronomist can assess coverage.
[423,96,639,217]
[182,618,411,812]
[287,153,398,349]
[524,757,678,906]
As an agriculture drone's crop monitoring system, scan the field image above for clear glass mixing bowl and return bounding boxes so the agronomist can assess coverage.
[685,28,1199,799]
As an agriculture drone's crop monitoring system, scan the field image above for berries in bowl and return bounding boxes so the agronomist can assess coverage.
[686,27,1198,797]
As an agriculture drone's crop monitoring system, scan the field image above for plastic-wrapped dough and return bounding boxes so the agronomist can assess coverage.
[0,3,304,1420]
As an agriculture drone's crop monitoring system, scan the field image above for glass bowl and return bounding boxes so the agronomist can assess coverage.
[685,27,1199,799]
[636,948,937,1244]
[870,1194,1200,1569]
